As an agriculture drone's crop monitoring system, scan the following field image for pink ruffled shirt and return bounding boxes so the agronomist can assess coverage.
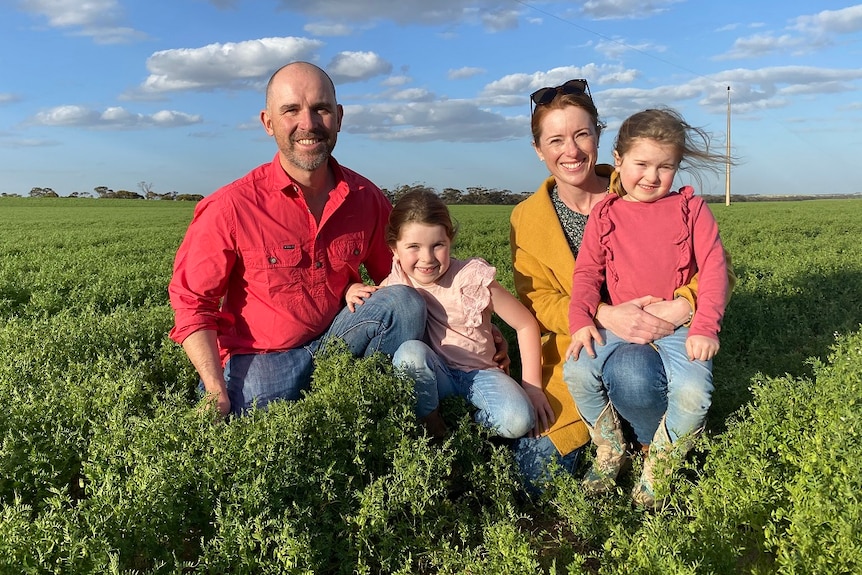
[569,187,728,340]
[384,257,499,372]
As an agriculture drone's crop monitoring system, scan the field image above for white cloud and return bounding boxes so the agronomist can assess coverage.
[449,67,486,80]
[382,75,413,87]
[135,37,324,95]
[342,100,523,142]
[720,5,862,60]
[594,37,667,60]
[19,0,146,44]
[327,51,392,83]
[0,93,21,104]
[581,0,683,20]
[31,105,202,128]
[303,22,354,37]
[391,88,435,102]
[481,9,519,31]
[791,5,862,36]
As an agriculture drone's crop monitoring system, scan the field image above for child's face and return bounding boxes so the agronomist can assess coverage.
[391,222,451,286]
[613,138,679,203]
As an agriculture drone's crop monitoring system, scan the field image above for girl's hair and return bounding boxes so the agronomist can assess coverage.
[385,189,458,246]
[531,91,605,145]
[611,107,733,196]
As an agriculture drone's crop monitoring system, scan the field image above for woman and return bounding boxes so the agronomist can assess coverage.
[509,79,701,493]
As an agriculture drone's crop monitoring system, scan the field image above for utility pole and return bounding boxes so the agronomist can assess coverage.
[725,85,731,206]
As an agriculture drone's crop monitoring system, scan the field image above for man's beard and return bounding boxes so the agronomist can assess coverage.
[285,130,336,172]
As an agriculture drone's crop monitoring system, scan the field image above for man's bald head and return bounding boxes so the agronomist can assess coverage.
[265,61,337,109]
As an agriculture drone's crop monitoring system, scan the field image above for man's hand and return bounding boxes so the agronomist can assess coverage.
[203,388,231,419]
[345,283,380,312]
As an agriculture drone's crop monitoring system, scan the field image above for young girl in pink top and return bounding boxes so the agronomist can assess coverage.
[564,107,730,507]
[383,190,555,439]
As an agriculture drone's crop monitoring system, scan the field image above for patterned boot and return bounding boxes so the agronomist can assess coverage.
[632,416,698,509]
[580,402,627,494]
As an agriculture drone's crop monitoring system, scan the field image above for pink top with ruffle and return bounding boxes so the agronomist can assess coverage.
[384,257,499,372]
[568,187,728,340]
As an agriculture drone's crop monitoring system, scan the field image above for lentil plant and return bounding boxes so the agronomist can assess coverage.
[1,196,860,574]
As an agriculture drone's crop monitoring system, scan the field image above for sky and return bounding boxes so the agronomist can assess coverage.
[1,0,862,198]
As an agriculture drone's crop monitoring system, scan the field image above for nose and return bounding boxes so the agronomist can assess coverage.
[296,107,317,130]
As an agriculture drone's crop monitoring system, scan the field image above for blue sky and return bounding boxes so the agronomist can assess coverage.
[2,0,861,198]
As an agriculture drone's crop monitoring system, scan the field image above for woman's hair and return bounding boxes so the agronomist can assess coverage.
[531,91,604,145]
[611,107,733,196]
[385,189,458,246]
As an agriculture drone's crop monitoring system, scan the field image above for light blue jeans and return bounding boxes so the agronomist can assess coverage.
[513,343,668,493]
[392,339,536,439]
[219,284,426,415]
[564,326,713,442]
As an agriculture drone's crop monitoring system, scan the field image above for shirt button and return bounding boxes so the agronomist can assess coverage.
[353,248,360,255]
[269,257,277,264]
[314,261,323,269]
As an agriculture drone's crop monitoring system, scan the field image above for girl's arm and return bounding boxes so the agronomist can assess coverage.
[489,281,556,436]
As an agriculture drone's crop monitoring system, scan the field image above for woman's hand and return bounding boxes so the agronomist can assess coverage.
[595,296,675,344]
[345,283,380,312]
[644,297,693,328]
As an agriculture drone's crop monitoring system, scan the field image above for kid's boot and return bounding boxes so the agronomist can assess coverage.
[632,416,699,509]
[580,402,627,494]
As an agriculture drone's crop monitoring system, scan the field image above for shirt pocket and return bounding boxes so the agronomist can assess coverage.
[243,242,307,306]
[328,234,365,275]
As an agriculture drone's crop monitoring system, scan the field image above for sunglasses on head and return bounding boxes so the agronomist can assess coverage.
[530,79,591,113]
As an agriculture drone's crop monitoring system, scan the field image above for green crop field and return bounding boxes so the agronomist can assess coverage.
[1,196,860,574]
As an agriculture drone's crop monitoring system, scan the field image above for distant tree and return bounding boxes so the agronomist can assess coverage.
[29,187,57,198]
[94,186,113,199]
[1,193,22,197]
[175,194,204,202]
[441,187,463,204]
[113,190,144,200]
[139,181,155,199]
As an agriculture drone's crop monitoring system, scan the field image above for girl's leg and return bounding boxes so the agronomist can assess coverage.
[562,328,625,426]
[604,343,668,445]
[392,339,455,419]
[653,328,714,441]
[463,368,536,439]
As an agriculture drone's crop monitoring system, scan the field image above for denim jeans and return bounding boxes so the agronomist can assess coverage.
[220,284,426,415]
[564,326,713,442]
[604,342,668,444]
[511,434,585,496]
[392,339,535,439]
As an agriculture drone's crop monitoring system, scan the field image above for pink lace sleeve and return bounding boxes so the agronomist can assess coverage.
[458,258,496,329]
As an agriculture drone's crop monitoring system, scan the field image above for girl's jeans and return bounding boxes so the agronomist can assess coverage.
[564,326,713,442]
[392,339,536,439]
[218,285,426,415]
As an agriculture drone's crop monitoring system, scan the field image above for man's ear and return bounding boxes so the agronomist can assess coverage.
[260,110,274,136]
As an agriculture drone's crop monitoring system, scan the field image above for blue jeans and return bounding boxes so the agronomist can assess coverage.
[220,284,426,415]
[605,343,668,444]
[392,339,535,439]
[564,326,713,442]
[512,342,668,492]
[512,435,584,496]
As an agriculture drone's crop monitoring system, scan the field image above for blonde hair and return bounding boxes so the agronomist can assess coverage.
[610,107,732,196]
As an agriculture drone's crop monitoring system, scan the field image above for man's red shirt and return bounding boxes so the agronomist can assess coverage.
[168,154,393,363]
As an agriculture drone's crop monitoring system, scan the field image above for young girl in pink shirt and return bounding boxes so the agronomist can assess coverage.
[383,190,555,440]
[564,107,731,507]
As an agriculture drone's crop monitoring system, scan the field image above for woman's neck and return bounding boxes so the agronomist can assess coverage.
[556,174,609,215]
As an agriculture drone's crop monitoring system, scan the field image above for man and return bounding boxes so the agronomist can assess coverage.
[169,61,426,416]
